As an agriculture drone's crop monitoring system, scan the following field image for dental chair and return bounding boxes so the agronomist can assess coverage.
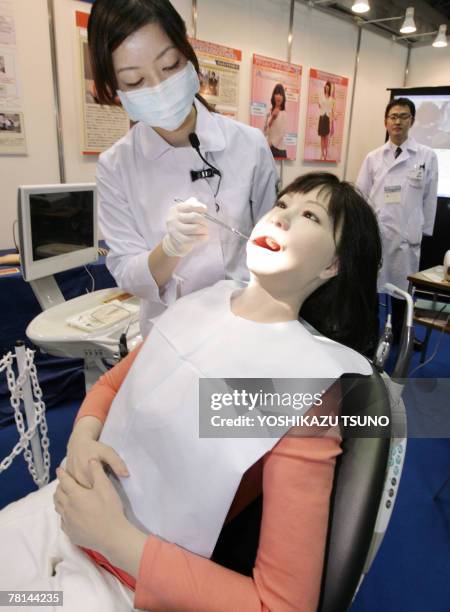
[212,365,406,611]
[318,284,413,611]
[318,367,402,612]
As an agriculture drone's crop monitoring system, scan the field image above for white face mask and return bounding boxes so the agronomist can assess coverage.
[117,61,200,131]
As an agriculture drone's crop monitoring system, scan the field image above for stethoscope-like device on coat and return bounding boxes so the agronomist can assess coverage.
[187,132,250,241]
[189,132,222,198]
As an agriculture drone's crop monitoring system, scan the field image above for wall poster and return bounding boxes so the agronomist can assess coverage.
[303,68,348,163]
[0,109,25,154]
[76,11,129,155]
[250,54,302,161]
[190,38,241,118]
[0,0,15,46]
[0,0,26,154]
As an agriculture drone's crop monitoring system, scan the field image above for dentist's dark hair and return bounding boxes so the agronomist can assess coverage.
[88,0,213,110]
[279,172,382,356]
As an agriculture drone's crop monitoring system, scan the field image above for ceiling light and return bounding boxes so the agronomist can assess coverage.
[400,7,416,34]
[433,24,448,47]
[352,2,370,14]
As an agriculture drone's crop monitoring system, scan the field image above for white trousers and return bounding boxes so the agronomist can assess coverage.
[0,481,136,612]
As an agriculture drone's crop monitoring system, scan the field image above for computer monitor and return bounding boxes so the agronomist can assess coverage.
[18,183,98,282]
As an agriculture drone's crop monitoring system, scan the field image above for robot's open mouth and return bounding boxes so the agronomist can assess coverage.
[252,236,281,251]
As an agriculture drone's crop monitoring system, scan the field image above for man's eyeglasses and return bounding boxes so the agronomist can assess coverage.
[387,113,412,121]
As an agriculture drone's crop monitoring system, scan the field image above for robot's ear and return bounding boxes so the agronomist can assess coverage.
[320,256,339,280]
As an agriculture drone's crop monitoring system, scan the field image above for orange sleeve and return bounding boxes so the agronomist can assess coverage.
[74,344,143,425]
[134,435,342,612]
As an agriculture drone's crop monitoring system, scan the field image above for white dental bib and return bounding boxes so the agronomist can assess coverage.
[100,281,371,557]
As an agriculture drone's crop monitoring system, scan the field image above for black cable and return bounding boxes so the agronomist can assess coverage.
[12,219,19,252]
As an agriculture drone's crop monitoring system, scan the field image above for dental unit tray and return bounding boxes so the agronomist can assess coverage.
[66,299,139,332]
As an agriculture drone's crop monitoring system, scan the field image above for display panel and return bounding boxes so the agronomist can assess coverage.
[391,87,450,197]
[18,184,98,281]
[303,69,349,163]
[250,54,302,161]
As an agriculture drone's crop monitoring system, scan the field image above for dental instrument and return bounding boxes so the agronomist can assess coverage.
[174,198,249,240]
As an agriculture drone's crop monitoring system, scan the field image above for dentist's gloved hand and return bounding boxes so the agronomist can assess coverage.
[162,197,209,258]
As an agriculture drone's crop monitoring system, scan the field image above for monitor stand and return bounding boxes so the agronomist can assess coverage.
[30,275,65,310]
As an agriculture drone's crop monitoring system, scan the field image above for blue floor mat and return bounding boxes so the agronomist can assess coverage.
[351,438,450,612]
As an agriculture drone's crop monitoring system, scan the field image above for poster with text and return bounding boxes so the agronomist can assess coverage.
[190,38,241,118]
[0,47,20,105]
[0,1,15,46]
[0,1,26,155]
[303,69,348,163]
[0,110,26,154]
[77,11,129,155]
[250,54,302,161]
[0,1,21,108]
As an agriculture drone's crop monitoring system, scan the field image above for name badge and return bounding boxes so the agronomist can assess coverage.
[384,185,401,204]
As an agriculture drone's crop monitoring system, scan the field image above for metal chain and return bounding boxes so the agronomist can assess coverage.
[0,349,50,487]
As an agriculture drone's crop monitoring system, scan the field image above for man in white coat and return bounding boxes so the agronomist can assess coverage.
[356,97,438,344]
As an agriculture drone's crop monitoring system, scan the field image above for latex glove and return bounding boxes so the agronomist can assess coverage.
[162,197,209,258]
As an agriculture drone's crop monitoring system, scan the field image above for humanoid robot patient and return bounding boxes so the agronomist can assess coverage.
[0,172,381,612]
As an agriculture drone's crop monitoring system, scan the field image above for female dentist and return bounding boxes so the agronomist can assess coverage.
[88,0,278,335]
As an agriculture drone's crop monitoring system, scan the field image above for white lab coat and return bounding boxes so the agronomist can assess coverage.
[356,137,438,291]
[97,99,278,335]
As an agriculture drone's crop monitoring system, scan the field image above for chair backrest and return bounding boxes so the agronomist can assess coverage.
[317,368,391,612]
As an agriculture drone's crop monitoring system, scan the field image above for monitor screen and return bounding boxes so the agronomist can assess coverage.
[392,89,450,198]
[18,184,98,282]
[30,191,94,261]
